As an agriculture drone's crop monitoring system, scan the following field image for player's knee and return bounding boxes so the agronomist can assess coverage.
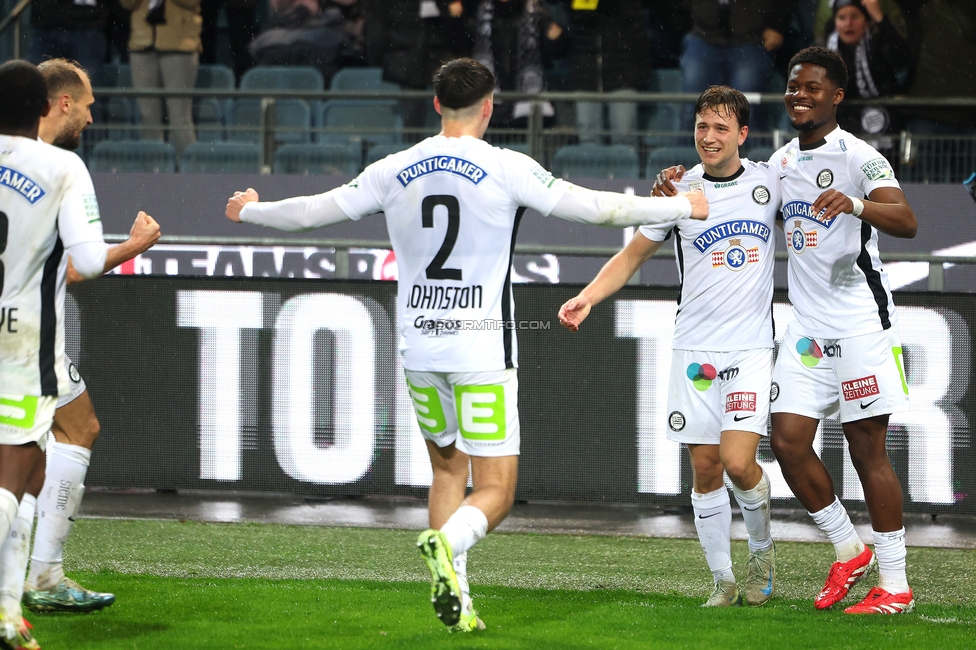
[768,433,795,464]
[721,455,756,484]
[81,414,101,445]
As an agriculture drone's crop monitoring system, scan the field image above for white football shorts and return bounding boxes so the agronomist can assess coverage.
[770,323,910,423]
[665,348,773,444]
[404,368,520,457]
[56,356,87,409]
[0,393,56,450]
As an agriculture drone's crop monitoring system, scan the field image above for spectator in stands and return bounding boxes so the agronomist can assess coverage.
[121,0,201,155]
[104,0,132,63]
[28,0,109,73]
[565,0,650,145]
[200,0,258,82]
[680,0,793,129]
[825,0,911,135]
[472,0,567,129]
[647,0,692,70]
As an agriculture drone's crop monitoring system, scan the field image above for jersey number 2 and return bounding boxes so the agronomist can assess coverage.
[422,195,462,281]
[0,211,7,292]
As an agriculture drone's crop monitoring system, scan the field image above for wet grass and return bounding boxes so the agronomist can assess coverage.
[23,519,976,648]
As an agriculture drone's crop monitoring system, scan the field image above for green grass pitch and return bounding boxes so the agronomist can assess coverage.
[27,519,976,649]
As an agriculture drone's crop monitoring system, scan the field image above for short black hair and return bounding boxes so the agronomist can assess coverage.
[0,60,48,131]
[694,85,750,129]
[788,46,848,90]
[38,58,89,102]
[432,58,495,110]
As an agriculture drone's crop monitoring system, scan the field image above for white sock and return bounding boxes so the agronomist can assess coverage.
[28,442,91,590]
[873,528,909,594]
[453,551,472,612]
[692,488,735,584]
[0,495,35,619]
[809,497,864,562]
[0,489,21,617]
[440,505,488,558]
[733,470,773,553]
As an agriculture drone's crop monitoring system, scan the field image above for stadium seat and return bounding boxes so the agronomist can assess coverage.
[89,141,176,173]
[646,146,702,175]
[228,99,312,144]
[196,64,236,91]
[745,147,777,164]
[329,67,398,91]
[194,64,236,141]
[240,65,324,91]
[365,142,411,166]
[649,68,683,93]
[180,142,262,173]
[317,100,402,146]
[94,63,132,88]
[551,144,639,180]
[92,63,136,142]
[643,102,684,148]
[273,143,360,175]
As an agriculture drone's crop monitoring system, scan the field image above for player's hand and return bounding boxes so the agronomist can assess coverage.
[682,191,709,220]
[226,188,259,223]
[812,189,855,222]
[128,211,161,254]
[762,28,784,52]
[651,165,685,197]
[558,295,592,332]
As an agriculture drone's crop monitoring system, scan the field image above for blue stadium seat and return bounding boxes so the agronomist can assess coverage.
[551,144,639,180]
[646,146,702,176]
[744,147,777,164]
[195,64,236,141]
[649,68,683,93]
[240,65,324,91]
[229,99,312,144]
[94,63,132,88]
[274,143,360,175]
[180,142,262,173]
[365,142,411,166]
[643,103,684,148]
[329,67,398,91]
[92,63,137,142]
[89,141,176,173]
[317,100,402,145]
[196,64,236,90]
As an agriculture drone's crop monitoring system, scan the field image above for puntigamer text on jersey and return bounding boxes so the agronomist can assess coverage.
[0,166,46,204]
[396,156,488,187]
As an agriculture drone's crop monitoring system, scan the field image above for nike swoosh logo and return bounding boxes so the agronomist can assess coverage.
[733,414,754,421]
[743,504,765,512]
[860,398,880,409]
[761,574,773,596]
[698,512,721,519]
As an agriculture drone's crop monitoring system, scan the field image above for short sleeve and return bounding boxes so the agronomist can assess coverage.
[848,142,901,197]
[331,158,388,221]
[57,154,105,248]
[638,222,674,242]
[502,149,568,216]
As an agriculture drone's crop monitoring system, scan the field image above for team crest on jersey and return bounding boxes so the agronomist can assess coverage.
[780,148,796,170]
[781,200,836,228]
[397,156,488,187]
[0,166,46,204]
[688,181,704,194]
[817,169,834,188]
[751,185,770,205]
[692,220,771,253]
[788,220,818,254]
[711,238,759,271]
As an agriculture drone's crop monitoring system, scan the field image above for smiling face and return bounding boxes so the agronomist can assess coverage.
[834,6,869,46]
[694,105,747,177]
[785,62,844,140]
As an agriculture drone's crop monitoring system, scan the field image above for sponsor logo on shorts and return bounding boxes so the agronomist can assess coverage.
[770,382,779,402]
[686,363,717,391]
[817,169,834,188]
[717,366,739,381]
[752,185,770,205]
[796,337,823,367]
[860,397,881,410]
[668,411,686,432]
[842,375,880,401]
[68,363,81,383]
[726,392,757,413]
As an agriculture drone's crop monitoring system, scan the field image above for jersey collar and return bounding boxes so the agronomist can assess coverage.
[702,165,746,183]
[799,125,842,151]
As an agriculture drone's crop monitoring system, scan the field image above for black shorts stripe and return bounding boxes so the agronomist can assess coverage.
[39,236,64,396]
[856,220,891,330]
[502,208,526,369]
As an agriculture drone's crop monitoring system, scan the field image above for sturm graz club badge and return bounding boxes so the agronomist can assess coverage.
[770,382,780,402]
[668,411,686,432]
[752,185,770,205]
[817,169,833,189]
[69,363,81,383]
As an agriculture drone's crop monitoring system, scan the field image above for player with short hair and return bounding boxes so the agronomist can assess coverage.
[561,86,780,608]
[225,57,708,632]
[770,46,917,614]
[0,58,160,622]
[0,58,113,650]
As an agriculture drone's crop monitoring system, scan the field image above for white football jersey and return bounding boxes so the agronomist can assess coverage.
[641,159,780,351]
[773,126,901,338]
[332,135,567,372]
[0,135,104,397]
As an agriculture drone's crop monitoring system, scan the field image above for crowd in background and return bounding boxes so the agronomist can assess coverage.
[20,0,976,140]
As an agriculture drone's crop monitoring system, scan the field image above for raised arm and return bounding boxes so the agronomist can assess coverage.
[548,182,707,227]
[67,211,161,284]
[226,188,353,230]
[558,231,665,332]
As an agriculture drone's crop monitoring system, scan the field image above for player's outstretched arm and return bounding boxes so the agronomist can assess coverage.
[66,211,161,284]
[811,187,917,238]
[549,182,707,227]
[559,231,664,332]
[226,187,353,231]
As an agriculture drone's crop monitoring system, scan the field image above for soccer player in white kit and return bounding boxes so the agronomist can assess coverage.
[0,59,160,618]
[0,59,112,650]
[769,47,917,614]
[225,58,708,631]
[560,87,780,608]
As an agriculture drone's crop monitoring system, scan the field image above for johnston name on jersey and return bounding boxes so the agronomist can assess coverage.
[0,135,105,397]
[332,136,568,372]
[773,126,901,339]
[640,159,780,351]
